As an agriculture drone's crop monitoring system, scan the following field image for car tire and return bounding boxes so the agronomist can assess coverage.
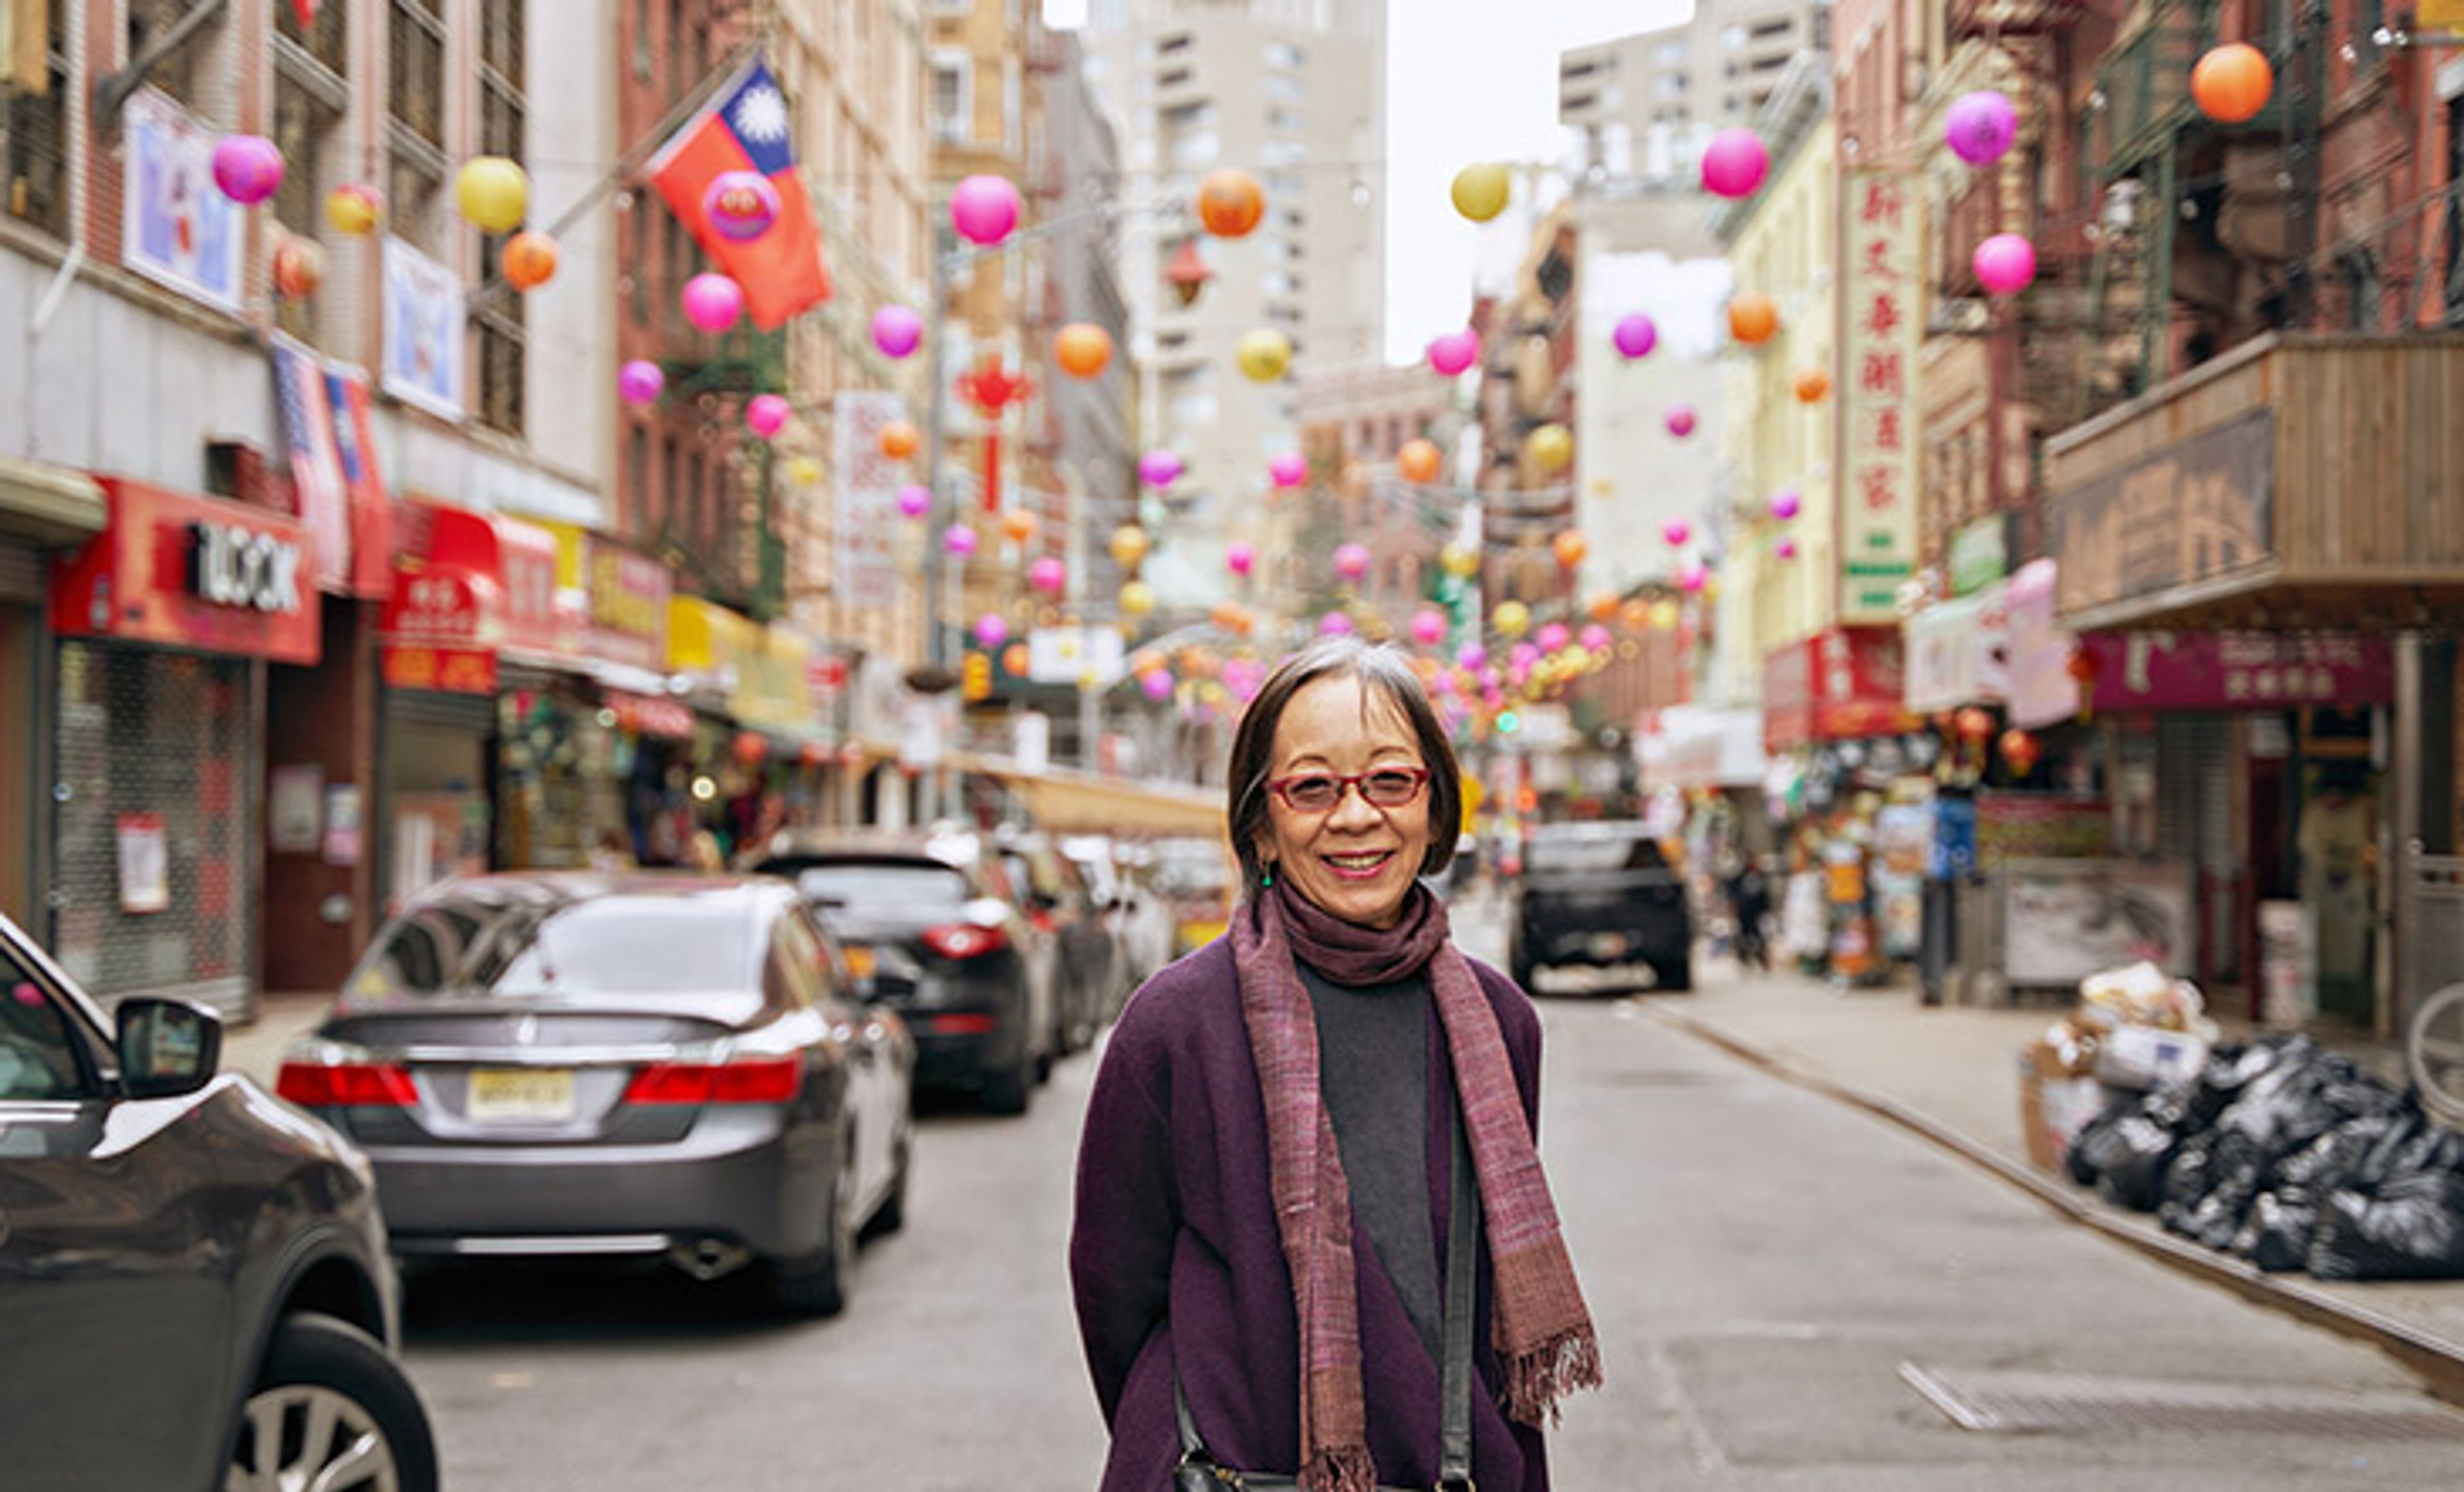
[1656,959,1693,993]
[1509,945,1539,993]
[232,1312,439,1492]
[982,1052,1034,1116]
[769,1150,857,1318]
[864,1133,911,1240]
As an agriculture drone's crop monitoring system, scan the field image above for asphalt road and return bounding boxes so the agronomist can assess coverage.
[392,902,2464,1489]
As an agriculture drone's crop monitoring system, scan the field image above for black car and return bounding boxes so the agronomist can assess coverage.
[753,833,1059,1115]
[0,912,438,1491]
[1000,830,1120,1055]
[1507,821,1694,993]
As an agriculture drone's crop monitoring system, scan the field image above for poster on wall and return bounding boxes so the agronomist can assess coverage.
[268,764,324,854]
[2002,860,2194,988]
[121,88,243,313]
[322,784,363,867]
[116,813,170,915]
[382,236,466,422]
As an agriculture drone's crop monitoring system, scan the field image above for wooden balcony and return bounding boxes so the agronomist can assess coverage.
[2045,334,2464,631]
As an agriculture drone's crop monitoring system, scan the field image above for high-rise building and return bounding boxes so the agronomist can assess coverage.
[1559,0,1831,186]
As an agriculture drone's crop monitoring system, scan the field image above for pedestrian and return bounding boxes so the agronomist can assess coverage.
[1070,636,1601,1492]
[1726,853,1772,971]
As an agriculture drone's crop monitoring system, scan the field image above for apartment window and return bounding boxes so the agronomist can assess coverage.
[1263,238,1301,262]
[1169,130,1219,169]
[474,0,527,438]
[1164,364,1217,427]
[1158,67,1192,89]
[278,0,350,74]
[1159,31,1192,53]
[1266,303,1302,325]
[1265,172,1304,202]
[932,53,972,141]
[1262,139,1305,167]
[273,28,348,345]
[661,435,681,533]
[1163,100,1216,130]
[1267,105,1306,133]
[629,425,651,531]
[1263,270,1301,297]
[1651,40,1686,66]
[1,2,69,236]
[1719,24,1748,49]
[1264,40,1305,69]
[126,0,225,111]
[632,0,651,78]
[1655,72,1686,98]
[1265,73,1306,105]
[628,202,650,321]
[389,0,445,149]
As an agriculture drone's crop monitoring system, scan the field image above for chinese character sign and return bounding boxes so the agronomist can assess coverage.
[834,391,905,609]
[1839,170,1924,623]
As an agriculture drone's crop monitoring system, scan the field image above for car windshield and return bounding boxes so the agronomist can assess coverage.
[1524,828,1667,874]
[353,896,756,997]
[793,862,973,911]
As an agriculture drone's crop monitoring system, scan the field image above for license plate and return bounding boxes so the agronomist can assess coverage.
[467,1067,575,1124]
[842,945,876,979]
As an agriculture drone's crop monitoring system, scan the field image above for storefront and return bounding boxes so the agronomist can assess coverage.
[0,458,107,931]
[45,479,320,1017]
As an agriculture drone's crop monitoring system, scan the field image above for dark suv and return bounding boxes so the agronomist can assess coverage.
[0,912,437,1492]
[1507,821,1694,993]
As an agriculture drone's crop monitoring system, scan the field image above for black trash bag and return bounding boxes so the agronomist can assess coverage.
[2180,1135,2268,1251]
[2308,1168,2464,1281]
[2232,1113,2400,1272]
[2210,1042,2346,1163]
[2064,1087,2145,1189]
[2159,1131,2222,1233]
[2182,1038,2293,1131]
[2083,1090,2191,1212]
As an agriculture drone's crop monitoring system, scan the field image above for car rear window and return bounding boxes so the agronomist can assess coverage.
[791,862,972,911]
[355,898,757,997]
[1523,830,1668,874]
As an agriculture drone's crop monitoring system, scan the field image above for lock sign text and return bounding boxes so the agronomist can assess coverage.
[189,521,304,615]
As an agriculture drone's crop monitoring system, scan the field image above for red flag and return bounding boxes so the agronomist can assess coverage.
[644,54,832,330]
[290,0,320,27]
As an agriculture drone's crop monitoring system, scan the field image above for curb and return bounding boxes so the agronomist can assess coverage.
[1639,1000,2464,1411]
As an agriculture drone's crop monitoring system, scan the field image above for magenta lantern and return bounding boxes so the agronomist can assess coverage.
[1536,622,1570,653]
[1319,611,1355,637]
[1226,540,1256,577]
[973,613,1009,649]
[1663,519,1691,548]
[943,523,979,557]
[1333,543,1371,582]
[1665,406,1697,438]
[1699,129,1769,200]
[1974,233,2038,296]
[1268,452,1308,488]
[1457,642,1487,672]
[1680,562,1709,594]
[1410,609,1447,646]
[1579,624,1612,652]
[617,360,665,406]
[1141,670,1176,701]
[1510,642,1541,669]
[703,169,781,243]
[1426,329,1480,377]
[1028,556,1066,594]
[871,305,923,359]
[1139,449,1184,488]
[1775,538,1800,562]
[745,393,791,438]
[1612,314,1659,359]
[896,483,931,519]
[211,134,284,206]
[950,175,1021,247]
[681,273,744,332]
[1770,489,1802,522]
[1946,91,2019,168]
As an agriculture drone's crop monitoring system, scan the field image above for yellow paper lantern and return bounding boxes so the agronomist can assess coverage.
[787,456,823,486]
[1440,543,1480,579]
[1109,525,1151,568]
[1119,580,1156,617]
[1648,599,1681,631]
[1492,600,1530,639]
[324,182,383,236]
[455,155,529,234]
[1450,163,1511,223]
[1236,328,1292,382]
[1527,423,1573,473]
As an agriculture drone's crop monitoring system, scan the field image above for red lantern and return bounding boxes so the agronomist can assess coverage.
[733,730,768,764]
[1954,706,1995,742]
[1999,727,2042,776]
[2066,644,2100,719]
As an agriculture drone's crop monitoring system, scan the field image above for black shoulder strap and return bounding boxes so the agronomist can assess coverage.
[1437,1095,1478,1491]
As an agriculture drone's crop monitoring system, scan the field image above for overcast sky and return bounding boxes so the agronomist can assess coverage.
[1382,0,1692,364]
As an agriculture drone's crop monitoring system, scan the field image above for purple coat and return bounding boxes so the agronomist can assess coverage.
[1070,936,1552,1491]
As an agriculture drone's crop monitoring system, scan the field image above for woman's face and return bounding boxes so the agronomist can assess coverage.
[1256,673,1432,930]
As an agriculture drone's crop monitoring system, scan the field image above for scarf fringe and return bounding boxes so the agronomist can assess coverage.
[1301,1444,1378,1492]
[1503,1326,1604,1428]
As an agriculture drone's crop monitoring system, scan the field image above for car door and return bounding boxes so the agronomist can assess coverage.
[0,943,235,1491]
[783,909,891,1212]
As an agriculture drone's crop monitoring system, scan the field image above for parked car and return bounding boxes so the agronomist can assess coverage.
[1063,833,1170,991]
[751,832,1059,1114]
[278,873,912,1317]
[0,911,438,1491]
[999,829,1120,1054]
[1144,834,1240,960]
[1507,820,1694,993]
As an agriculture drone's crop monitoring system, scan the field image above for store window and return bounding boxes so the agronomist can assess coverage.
[0,0,67,237]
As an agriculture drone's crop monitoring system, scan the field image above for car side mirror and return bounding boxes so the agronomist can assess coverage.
[115,997,223,1099]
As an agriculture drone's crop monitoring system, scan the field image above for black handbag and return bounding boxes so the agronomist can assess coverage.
[1172,1106,1478,1492]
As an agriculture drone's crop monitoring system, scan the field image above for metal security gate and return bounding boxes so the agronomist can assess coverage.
[49,640,261,1020]
[2403,852,2464,1021]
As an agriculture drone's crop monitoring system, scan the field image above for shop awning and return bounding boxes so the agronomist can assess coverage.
[51,478,321,664]
[379,501,565,694]
[1903,581,2010,714]
[1639,705,1769,791]
[0,456,107,544]
[1762,626,1924,753]
[946,751,1226,838]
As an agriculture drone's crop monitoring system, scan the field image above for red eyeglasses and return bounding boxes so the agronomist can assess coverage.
[1266,767,1432,814]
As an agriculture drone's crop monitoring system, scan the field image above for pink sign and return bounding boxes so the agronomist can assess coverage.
[2079,630,2391,713]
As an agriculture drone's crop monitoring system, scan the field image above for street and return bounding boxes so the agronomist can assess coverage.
[387,898,2463,1491]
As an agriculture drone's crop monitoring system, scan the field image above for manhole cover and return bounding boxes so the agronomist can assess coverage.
[1899,1363,2464,1442]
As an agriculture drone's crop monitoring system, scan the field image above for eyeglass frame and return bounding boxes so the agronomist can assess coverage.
[1264,766,1433,815]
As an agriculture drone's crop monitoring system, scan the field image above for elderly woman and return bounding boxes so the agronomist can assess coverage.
[1070,637,1598,1492]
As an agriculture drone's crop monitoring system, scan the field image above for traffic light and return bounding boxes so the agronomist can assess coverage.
[962,652,992,702]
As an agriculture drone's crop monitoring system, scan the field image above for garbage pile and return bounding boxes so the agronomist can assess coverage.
[2021,964,2464,1282]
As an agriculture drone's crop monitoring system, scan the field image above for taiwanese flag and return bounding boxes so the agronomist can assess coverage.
[645,54,832,330]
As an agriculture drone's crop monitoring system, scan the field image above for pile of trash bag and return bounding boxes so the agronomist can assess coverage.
[2064,1034,2464,1281]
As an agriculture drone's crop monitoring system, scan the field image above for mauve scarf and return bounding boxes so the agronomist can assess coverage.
[1233,879,1601,1492]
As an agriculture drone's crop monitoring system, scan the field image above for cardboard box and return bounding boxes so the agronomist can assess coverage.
[2092,1022,2211,1092]
[2018,1036,2109,1172]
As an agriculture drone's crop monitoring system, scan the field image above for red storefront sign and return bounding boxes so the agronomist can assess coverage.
[51,478,321,664]
[379,500,563,694]
[2075,630,2393,712]
[1763,626,1923,753]
[606,690,694,739]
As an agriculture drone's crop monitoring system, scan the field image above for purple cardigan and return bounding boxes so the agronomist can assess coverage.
[1069,936,1552,1491]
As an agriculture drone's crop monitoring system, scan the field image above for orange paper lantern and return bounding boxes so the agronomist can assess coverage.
[501,230,558,291]
[2191,42,2273,125]
[1196,167,1265,238]
[1727,291,1779,345]
[1054,323,1113,379]
[1618,598,1653,633]
[1999,726,2042,775]
[1398,438,1442,484]
[1000,509,1038,544]
[878,420,920,460]
[1002,643,1031,676]
[1552,531,1589,569]
[1586,589,1620,622]
[1791,367,1831,404]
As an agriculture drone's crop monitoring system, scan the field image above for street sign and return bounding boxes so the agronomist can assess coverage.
[1027,624,1125,685]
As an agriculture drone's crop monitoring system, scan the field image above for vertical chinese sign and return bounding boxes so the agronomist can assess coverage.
[833,390,905,611]
[1838,170,1925,623]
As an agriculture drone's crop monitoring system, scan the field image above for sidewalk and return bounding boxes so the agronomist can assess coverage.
[1641,957,2464,1403]
[219,991,333,1089]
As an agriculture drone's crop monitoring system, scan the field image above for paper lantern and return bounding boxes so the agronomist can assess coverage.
[703,169,780,243]
[878,420,920,460]
[1197,168,1265,237]
[1318,611,1355,637]
[324,182,383,236]
[871,305,923,359]
[974,613,1009,649]
[1775,538,1799,562]
[1439,544,1479,579]
[455,156,529,233]
[1648,599,1681,631]
[1426,329,1480,377]
[1450,163,1510,223]
[1527,424,1572,473]
[950,175,1020,246]
[1679,562,1708,594]
[1954,706,1996,742]
[681,273,744,332]
[271,237,325,300]
[1141,669,1177,699]
[1457,642,1487,672]
[1791,367,1832,404]
[1333,543,1371,582]
[1003,643,1031,676]
[1727,292,1779,345]
[1552,531,1588,569]
[1110,526,1151,567]
[1579,624,1612,653]
[746,393,791,438]
[1534,623,1568,655]
[943,522,979,557]
[1586,590,1620,622]
[1946,90,2019,167]
[1000,509,1039,544]
[1268,452,1308,489]
[1699,129,1769,200]
[1410,609,1448,646]
[1612,313,1659,360]
[787,457,823,486]
[1236,328,1292,382]
[1665,406,1697,438]
[1618,599,1652,633]
[1120,579,1156,616]
[733,730,768,765]
[1398,438,1443,484]
[1055,323,1114,379]
[2192,42,2273,125]
[1224,540,1256,577]
[1999,727,2042,775]
[1663,519,1691,547]
[1139,449,1184,488]
[212,135,284,206]
[1974,233,2037,296]
[1029,556,1066,594]
[1492,601,1530,639]
[896,483,931,519]
[500,231,558,291]
[619,360,665,405]
[1769,490,1802,522]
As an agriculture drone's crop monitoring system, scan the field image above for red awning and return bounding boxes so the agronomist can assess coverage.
[1763,626,1924,754]
[51,478,321,665]
[379,500,566,694]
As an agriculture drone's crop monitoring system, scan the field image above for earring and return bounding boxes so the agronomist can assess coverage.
[1261,863,1275,887]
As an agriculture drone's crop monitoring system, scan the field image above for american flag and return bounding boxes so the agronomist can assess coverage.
[325,361,393,598]
[271,334,348,592]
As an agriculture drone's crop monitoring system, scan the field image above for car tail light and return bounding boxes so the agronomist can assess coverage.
[620,1054,803,1106]
[927,1013,997,1035]
[922,922,1007,959]
[277,1060,417,1108]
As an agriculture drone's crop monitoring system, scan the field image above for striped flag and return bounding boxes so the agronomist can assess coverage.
[324,362,393,598]
[271,334,348,593]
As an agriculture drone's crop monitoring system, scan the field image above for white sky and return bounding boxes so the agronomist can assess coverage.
[1382,0,1693,364]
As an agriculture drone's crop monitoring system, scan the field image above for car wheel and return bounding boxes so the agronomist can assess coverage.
[769,1147,857,1318]
[1656,959,1693,993]
[230,1313,438,1492]
[864,1132,911,1240]
[982,1051,1034,1116]
[1509,945,1539,993]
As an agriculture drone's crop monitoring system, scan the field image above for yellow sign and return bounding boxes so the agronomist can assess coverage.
[2423,0,2464,30]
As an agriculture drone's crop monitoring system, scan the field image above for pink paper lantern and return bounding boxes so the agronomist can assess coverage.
[1665,406,1697,439]
[1141,669,1176,701]
[1663,519,1691,547]
[1770,489,1802,522]
[1613,314,1658,359]
[1410,608,1447,646]
[1457,642,1487,672]
[1974,233,2037,296]
[950,175,1021,246]
[1028,556,1066,594]
[681,273,744,332]
[1319,611,1355,637]
[211,134,284,205]
[1535,622,1570,653]
[973,613,1009,649]
[1426,329,1480,377]
[1699,129,1769,200]
[1226,541,1256,576]
[943,523,979,557]
[1775,538,1799,562]
[1579,624,1612,652]
[1139,449,1184,488]
[1679,562,1709,594]
[617,360,664,405]
[703,169,781,242]
[871,305,923,359]
[1333,543,1371,582]
[1268,452,1308,488]
[745,393,790,438]
[896,483,931,519]
[1946,91,2019,169]
[1510,642,1541,669]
